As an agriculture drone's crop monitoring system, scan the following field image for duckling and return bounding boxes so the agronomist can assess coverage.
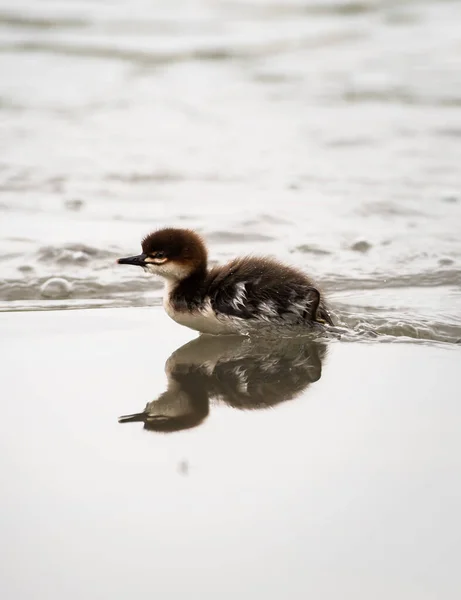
[118,228,333,335]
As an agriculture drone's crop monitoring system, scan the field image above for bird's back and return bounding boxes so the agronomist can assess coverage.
[206,256,333,327]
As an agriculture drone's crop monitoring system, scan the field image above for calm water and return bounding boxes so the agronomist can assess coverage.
[1,308,461,599]
[0,0,460,343]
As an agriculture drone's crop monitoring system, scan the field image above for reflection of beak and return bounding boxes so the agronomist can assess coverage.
[117,253,147,267]
[118,412,145,423]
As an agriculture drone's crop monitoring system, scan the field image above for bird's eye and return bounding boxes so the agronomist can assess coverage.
[154,251,166,259]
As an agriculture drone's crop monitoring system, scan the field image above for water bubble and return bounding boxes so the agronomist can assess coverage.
[40,277,72,299]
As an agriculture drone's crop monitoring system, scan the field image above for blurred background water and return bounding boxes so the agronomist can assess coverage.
[0,0,460,343]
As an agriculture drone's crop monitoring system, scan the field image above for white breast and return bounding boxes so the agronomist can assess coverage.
[163,290,236,335]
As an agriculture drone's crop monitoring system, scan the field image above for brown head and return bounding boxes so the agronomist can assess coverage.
[117,228,207,281]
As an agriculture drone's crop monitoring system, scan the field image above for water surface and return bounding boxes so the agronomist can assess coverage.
[1,0,460,343]
[1,308,460,599]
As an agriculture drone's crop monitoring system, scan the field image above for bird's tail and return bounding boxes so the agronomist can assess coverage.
[317,306,334,326]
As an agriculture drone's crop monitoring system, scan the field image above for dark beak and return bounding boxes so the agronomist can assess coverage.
[118,412,145,423]
[117,253,147,267]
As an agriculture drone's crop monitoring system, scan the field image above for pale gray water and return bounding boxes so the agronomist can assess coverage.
[1,308,461,600]
[0,0,460,343]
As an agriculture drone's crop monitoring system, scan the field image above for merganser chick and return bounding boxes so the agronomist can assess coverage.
[118,228,334,335]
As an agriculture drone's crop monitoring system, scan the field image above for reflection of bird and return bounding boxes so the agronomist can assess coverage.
[118,228,334,335]
[119,335,327,433]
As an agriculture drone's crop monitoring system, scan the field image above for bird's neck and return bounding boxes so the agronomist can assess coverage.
[164,266,208,310]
